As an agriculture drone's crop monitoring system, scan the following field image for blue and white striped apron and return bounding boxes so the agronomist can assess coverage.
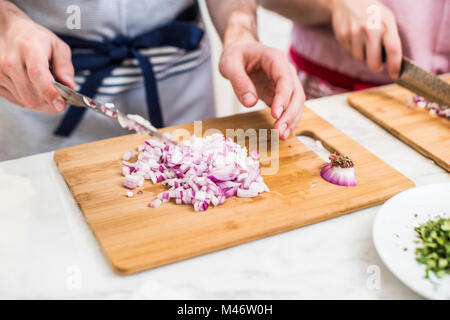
[0,0,215,160]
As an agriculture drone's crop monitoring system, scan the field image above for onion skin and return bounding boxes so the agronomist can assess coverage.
[123,174,144,189]
[320,152,357,187]
[320,164,357,187]
[122,150,135,161]
[149,199,162,208]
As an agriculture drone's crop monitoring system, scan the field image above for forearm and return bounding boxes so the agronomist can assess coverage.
[206,0,258,45]
[260,0,332,26]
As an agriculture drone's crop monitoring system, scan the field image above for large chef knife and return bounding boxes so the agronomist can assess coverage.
[53,81,178,146]
[396,57,450,107]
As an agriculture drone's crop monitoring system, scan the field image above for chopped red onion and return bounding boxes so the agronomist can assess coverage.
[122,150,135,161]
[123,174,144,189]
[122,134,269,211]
[250,149,259,159]
[408,96,449,120]
[101,103,118,118]
[117,113,158,134]
[320,152,357,187]
[127,114,157,131]
[149,199,162,208]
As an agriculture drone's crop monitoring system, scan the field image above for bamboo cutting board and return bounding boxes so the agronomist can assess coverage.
[54,107,414,275]
[348,75,450,171]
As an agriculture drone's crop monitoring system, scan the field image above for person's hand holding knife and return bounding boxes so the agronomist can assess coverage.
[328,0,402,79]
[0,0,75,113]
[261,0,402,79]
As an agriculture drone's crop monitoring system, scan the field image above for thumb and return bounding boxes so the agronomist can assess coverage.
[219,55,258,107]
[51,40,76,89]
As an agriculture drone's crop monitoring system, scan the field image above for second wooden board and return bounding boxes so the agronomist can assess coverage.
[348,75,450,171]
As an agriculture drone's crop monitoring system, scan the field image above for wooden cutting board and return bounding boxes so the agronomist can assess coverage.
[54,107,414,275]
[348,75,450,171]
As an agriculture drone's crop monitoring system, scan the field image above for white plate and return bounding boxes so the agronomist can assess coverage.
[373,183,450,300]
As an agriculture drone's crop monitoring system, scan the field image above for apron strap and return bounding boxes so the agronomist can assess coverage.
[54,1,202,137]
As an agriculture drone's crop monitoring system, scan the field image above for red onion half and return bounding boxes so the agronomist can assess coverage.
[320,152,357,187]
[122,134,269,211]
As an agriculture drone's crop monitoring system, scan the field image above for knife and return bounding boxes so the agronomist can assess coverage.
[395,57,450,108]
[53,81,178,146]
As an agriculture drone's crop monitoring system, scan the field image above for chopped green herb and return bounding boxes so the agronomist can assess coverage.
[414,214,418,218]
[414,217,450,279]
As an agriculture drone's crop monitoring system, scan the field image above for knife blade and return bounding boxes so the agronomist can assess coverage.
[396,57,450,107]
[53,81,178,146]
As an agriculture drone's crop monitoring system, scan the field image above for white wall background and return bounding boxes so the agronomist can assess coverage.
[198,1,293,117]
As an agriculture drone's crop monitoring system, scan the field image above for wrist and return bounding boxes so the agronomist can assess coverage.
[321,0,338,13]
[223,10,258,47]
[0,1,29,30]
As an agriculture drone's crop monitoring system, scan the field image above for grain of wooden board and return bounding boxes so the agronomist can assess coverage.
[54,107,414,275]
[348,75,450,172]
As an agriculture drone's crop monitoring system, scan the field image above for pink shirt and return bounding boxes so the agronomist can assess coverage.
[292,0,450,84]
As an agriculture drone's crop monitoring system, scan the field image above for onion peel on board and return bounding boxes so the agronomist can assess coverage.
[320,152,357,187]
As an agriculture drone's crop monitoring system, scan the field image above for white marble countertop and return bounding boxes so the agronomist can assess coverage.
[0,93,448,299]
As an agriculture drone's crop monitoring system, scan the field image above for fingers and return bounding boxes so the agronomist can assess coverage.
[0,59,21,99]
[0,85,21,106]
[0,39,69,113]
[220,44,304,139]
[334,17,368,64]
[51,40,76,88]
[331,3,401,76]
[2,53,46,111]
[364,27,384,72]
[270,64,295,119]
[25,49,67,113]
[219,52,258,107]
[382,20,402,79]
[333,17,352,54]
[274,67,305,140]
[0,17,74,113]
[258,50,298,122]
[350,21,365,62]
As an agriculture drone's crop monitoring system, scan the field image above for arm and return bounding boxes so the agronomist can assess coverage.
[206,0,258,42]
[207,0,305,140]
[260,0,331,26]
[261,0,402,79]
[0,0,75,113]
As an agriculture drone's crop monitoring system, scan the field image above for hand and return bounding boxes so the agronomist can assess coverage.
[0,3,75,113]
[219,38,305,140]
[328,0,402,78]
